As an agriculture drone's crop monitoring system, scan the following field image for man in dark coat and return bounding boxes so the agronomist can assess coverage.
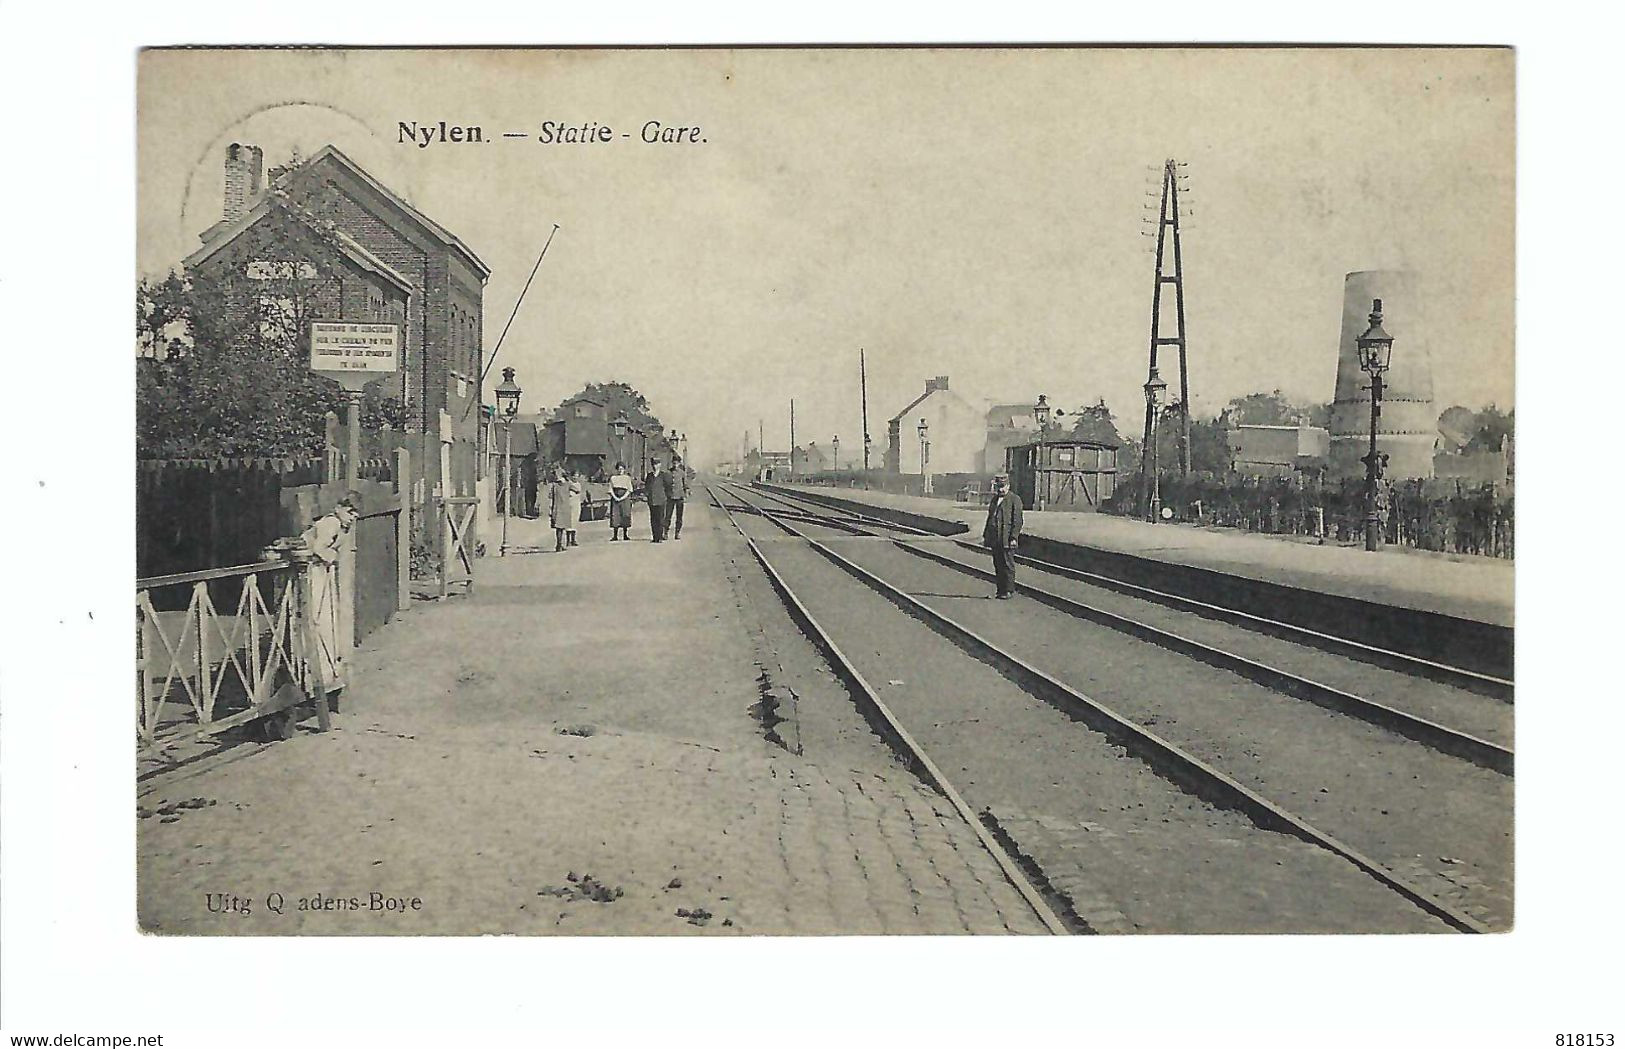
[645,460,669,542]
[667,457,689,539]
[982,473,1024,598]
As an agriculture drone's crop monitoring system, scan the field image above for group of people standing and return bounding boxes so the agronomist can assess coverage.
[548,457,691,548]
[640,457,689,542]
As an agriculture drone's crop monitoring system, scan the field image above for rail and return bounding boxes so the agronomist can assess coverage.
[753,483,1511,769]
[706,483,1071,935]
[759,481,1513,695]
[721,480,1490,933]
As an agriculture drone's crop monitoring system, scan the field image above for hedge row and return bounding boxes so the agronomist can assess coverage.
[1103,472,1513,559]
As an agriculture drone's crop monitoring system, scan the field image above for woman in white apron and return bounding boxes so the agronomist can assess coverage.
[608,461,634,540]
[566,471,583,547]
[299,494,359,683]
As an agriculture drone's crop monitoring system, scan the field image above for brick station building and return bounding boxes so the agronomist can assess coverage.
[186,142,491,452]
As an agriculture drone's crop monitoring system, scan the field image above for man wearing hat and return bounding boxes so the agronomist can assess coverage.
[667,456,689,539]
[982,473,1024,599]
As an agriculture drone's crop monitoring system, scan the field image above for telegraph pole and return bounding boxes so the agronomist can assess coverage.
[789,398,796,480]
[1141,158,1194,477]
[860,348,872,472]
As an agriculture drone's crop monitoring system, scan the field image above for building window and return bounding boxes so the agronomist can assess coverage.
[257,294,297,344]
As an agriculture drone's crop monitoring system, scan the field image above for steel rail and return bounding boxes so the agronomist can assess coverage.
[704,483,1071,935]
[722,481,1489,934]
[749,483,937,536]
[754,484,1510,786]
[888,539,1512,775]
[759,483,1513,699]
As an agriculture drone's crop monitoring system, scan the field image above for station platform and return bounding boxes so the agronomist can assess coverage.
[137,497,1046,935]
[769,483,1513,628]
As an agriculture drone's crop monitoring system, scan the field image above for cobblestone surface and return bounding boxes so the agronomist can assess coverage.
[140,726,1045,935]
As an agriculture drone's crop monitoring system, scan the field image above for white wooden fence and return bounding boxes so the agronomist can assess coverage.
[136,553,333,748]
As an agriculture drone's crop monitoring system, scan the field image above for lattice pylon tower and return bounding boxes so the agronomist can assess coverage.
[1140,157,1194,475]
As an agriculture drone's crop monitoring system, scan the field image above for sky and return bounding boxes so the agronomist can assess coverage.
[138,47,1513,467]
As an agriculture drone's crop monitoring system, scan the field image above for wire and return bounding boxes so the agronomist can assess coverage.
[464,223,560,420]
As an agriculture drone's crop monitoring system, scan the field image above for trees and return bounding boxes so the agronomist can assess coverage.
[557,380,666,435]
[1066,399,1125,446]
[1224,389,1329,427]
[1466,405,1514,453]
[136,191,405,459]
[1185,415,1232,474]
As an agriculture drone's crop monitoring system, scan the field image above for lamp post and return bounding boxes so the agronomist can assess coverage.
[612,411,628,472]
[917,417,932,496]
[1356,298,1395,552]
[494,367,523,556]
[1142,369,1167,523]
[832,435,840,484]
[862,434,872,488]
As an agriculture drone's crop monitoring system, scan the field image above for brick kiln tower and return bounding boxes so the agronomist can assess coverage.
[1329,270,1437,480]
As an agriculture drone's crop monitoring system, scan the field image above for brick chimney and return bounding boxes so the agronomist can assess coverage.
[223,142,264,222]
[924,375,950,394]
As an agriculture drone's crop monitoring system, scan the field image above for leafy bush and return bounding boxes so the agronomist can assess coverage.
[1105,471,1512,559]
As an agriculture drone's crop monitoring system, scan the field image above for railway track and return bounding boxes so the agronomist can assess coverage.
[743,484,1514,771]
[757,482,1514,701]
[709,479,1511,933]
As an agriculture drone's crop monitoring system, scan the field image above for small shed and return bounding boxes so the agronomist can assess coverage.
[491,421,541,517]
[1006,438,1119,512]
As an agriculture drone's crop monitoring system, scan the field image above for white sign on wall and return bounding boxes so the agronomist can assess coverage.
[248,260,319,281]
[310,321,400,374]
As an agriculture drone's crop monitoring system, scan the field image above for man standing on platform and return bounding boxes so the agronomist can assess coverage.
[645,459,669,543]
[668,457,689,539]
[983,473,1024,599]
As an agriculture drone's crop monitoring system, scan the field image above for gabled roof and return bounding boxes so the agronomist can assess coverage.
[986,402,1040,428]
[184,196,416,296]
[887,390,932,424]
[561,416,611,456]
[495,422,540,456]
[305,146,490,280]
[1067,412,1125,448]
[887,384,976,425]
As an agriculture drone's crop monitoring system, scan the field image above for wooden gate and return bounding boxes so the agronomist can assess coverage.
[440,496,479,597]
[136,557,331,749]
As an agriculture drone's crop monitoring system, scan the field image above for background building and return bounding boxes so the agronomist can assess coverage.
[885,376,984,475]
[190,144,490,444]
[1228,419,1331,477]
[981,402,1042,474]
[792,443,830,475]
[1329,270,1436,480]
[1006,437,1119,511]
